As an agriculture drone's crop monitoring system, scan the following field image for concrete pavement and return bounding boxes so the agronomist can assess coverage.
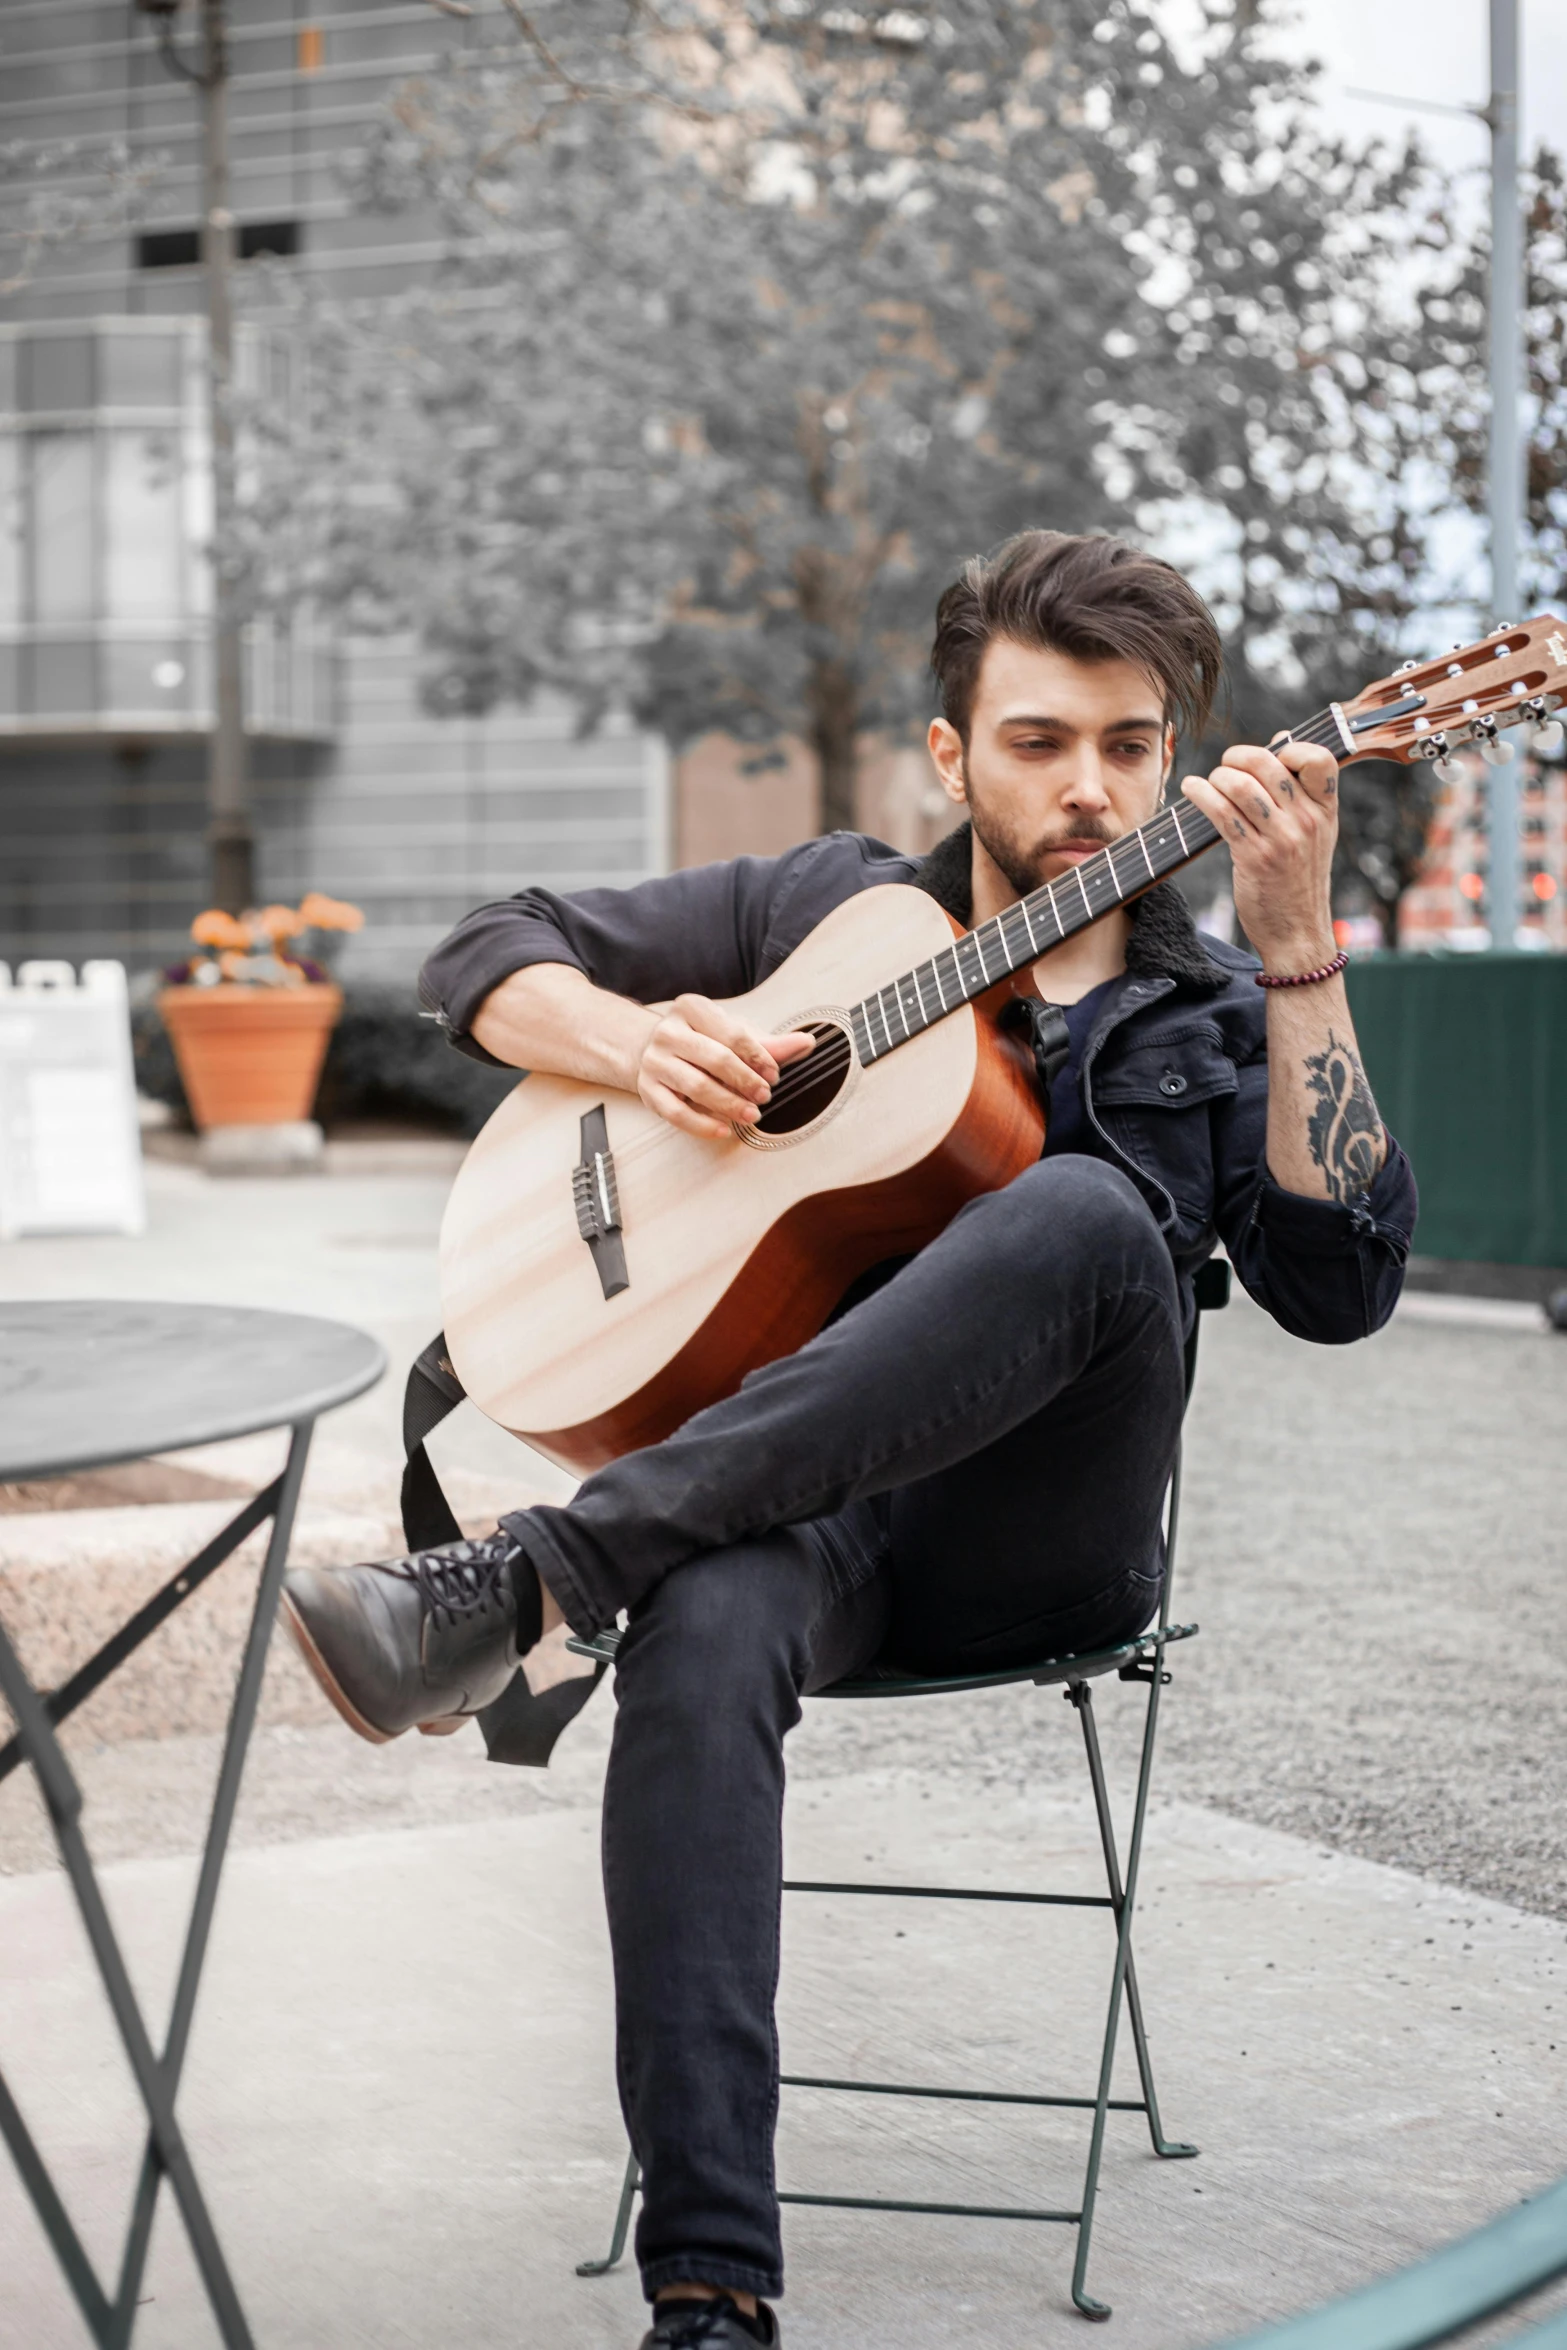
[1,1153,1565,2346]
[1,1771,1563,2348]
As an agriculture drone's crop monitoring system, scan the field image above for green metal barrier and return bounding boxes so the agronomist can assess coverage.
[1346,955,1567,1267]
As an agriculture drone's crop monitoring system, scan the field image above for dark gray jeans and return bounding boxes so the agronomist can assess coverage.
[506,1155,1187,2303]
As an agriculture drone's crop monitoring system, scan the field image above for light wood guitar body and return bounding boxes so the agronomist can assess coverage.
[439,885,1043,1472]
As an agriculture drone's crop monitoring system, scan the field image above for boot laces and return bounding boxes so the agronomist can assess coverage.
[657,2306,752,2347]
[398,1535,515,1628]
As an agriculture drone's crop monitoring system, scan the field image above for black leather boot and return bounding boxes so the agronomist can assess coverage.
[640,2299,779,2348]
[281,1528,538,1742]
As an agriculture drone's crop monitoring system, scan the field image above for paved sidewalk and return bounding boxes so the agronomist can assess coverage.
[2,1156,1565,2346]
[1,1767,1563,2349]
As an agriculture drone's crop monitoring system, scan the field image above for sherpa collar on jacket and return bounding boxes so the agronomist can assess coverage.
[911,819,1229,995]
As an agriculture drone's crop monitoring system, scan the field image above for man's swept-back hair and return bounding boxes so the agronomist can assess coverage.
[930,530,1223,747]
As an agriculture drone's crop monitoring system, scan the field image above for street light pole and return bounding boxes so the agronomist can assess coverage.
[200,0,252,916]
[137,0,254,916]
[1486,0,1524,950]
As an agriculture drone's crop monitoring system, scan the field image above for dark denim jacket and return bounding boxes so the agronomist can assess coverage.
[421,823,1417,1346]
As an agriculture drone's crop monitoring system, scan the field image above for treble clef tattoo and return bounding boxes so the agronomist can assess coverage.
[1303,1031,1385,1204]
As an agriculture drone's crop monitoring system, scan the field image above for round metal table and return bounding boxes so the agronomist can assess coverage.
[0,1301,385,2350]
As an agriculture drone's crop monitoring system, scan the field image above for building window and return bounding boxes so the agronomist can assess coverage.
[0,323,329,739]
[136,229,200,271]
[105,432,184,622]
[134,221,301,270]
[22,336,94,414]
[33,435,95,623]
[240,221,301,260]
[101,334,183,409]
[0,438,21,625]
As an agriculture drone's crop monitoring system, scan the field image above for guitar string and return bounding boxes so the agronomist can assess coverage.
[609,676,1542,1164]
[624,724,1345,1146]
[732,711,1348,1114]
[841,802,1206,1072]
[597,704,1355,1164]
[749,787,1227,1115]
[839,712,1349,1064]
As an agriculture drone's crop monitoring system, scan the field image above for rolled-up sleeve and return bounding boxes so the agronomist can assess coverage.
[418,855,797,1059]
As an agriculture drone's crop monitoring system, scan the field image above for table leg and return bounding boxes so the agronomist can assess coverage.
[113,1417,315,2345]
[0,1417,317,2350]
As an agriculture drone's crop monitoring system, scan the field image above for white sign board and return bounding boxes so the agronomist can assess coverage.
[0,962,146,1240]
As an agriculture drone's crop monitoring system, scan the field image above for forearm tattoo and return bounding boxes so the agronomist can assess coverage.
[1303,1031,1385,1204]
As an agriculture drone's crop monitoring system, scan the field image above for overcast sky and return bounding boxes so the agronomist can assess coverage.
[1247,0,1563,168]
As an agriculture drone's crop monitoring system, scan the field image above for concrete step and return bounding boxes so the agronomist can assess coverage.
[0,1435,549,1748]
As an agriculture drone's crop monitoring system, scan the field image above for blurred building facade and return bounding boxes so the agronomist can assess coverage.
[0,1,671,982]
[1398,749,1567,952]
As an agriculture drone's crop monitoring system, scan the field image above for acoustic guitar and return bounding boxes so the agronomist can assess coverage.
[440,615,1566,1471]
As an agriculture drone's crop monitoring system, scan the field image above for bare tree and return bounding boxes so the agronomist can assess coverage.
[0,138,160,298]
[251,1,1489,892]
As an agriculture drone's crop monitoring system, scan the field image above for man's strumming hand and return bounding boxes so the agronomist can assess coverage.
[634,994,815,1141]
[468,963,813,1142]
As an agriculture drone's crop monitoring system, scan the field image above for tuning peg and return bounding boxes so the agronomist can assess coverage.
[1480,738,1516,765]
[1534,720,1565,756]
[1433,758,1465,785]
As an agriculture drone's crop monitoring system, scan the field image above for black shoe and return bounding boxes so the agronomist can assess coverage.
[281,1528,539,1743]
[640,2300,778,2348]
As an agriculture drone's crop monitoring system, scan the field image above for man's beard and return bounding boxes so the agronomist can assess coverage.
[964,772,1120,901]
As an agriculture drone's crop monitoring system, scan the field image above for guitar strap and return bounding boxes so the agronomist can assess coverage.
[1006,997,1071,1094]
[400,1334,607,1768]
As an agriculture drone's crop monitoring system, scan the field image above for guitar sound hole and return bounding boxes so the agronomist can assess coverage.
[753,1020,854,1136]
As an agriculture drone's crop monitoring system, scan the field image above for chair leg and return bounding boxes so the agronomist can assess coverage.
[1067,1664,1191,2321]
[577,2150,641,2278]
[1078,1678,1198,2164]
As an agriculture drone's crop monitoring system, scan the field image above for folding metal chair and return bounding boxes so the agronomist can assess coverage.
[571,1255,1231,2321]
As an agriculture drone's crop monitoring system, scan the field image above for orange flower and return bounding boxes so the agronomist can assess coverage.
[191,909,249,951]
[254,903,307,942]
[298,891,365,932]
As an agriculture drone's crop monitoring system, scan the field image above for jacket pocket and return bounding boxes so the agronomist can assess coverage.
[1092,1024,1239,1111]
[1091,1026,1238,1221]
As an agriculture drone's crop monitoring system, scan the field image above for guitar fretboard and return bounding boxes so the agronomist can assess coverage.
[847,703,1344,1065]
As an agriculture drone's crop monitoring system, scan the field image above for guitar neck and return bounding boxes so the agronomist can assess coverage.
[848,702,1346,1065]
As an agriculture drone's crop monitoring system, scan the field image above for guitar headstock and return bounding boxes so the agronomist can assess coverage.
[1338,615,1567,771]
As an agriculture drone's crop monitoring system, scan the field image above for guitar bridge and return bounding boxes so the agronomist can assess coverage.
[572,1151,620,1242]
[572,1106,629,1300]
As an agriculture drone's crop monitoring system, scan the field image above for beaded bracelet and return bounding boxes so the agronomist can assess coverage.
[1254,948,1350,990]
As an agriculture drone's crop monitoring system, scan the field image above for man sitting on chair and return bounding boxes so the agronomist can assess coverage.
[282,531,1416,2348]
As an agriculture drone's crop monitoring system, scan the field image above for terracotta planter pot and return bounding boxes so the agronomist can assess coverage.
[157,984,342,1130]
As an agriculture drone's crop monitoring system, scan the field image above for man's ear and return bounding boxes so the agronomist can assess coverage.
[928,716,969,807]
[1160,722,1177,796]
